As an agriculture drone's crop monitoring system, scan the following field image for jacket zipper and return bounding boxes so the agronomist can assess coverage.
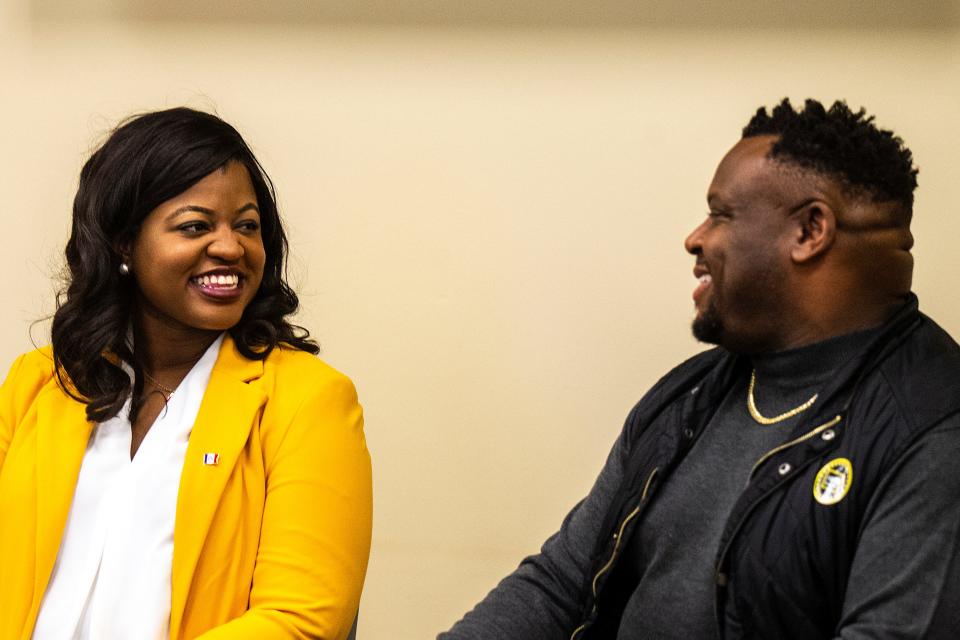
[746,415,842,483]
[713,415,843,627]
[569,466,659,640]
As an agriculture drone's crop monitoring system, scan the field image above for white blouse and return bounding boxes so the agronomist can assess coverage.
[33,335,224,640]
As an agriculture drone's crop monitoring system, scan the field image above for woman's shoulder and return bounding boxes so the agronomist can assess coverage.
[249,345,361,433]
[260,344,358,397]
[2,346,57,387]
[0,347,60,420]
[264,344,349,377]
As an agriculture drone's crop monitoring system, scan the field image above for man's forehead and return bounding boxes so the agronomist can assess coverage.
[707,135,798,205]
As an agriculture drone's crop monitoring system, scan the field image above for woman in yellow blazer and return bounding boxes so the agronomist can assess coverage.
[0,109,372,639]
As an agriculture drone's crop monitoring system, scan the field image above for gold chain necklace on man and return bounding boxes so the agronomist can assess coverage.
[746,369,818,425]
[142,370,176,397]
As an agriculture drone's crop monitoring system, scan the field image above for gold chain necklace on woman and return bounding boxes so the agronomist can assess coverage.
[747,369,818,425]
[141,370,176,397]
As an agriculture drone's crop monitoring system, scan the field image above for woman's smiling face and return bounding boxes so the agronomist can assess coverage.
[127,161,266,334]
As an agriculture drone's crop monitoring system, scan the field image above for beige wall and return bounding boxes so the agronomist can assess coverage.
[2,2,959,637]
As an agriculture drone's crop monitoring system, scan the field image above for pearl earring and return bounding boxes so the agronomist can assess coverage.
[119,262,130,276]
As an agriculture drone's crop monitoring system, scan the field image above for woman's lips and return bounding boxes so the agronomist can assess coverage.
[191,273,240,288]
[189,275,244,301]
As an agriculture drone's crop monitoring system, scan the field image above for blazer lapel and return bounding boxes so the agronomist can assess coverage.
[169,336,265,636]
[32,387,92,621]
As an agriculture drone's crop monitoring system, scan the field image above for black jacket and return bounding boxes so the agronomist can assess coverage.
[582,296,960,638]
[441,296,960,640]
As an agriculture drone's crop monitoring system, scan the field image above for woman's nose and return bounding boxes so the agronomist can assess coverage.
[207,229,244,261]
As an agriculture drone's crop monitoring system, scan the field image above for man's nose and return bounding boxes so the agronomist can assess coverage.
[684,219,708,255]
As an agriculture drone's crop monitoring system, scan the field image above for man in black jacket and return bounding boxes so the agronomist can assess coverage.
[440,99,960,639]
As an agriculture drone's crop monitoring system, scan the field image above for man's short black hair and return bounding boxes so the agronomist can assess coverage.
[743,98,918,212]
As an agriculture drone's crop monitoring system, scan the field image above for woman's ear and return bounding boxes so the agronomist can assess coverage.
[114,240,133,272]
[790,200,837,263]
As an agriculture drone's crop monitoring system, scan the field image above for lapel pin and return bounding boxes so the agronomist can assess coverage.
[202,453,220,466]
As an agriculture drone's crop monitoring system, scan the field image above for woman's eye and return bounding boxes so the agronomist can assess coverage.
[237,220,261,233]
[178,221,209,233]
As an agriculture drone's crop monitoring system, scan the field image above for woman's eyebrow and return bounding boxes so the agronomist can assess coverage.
[170,205,216,218]
[169,203,259,219]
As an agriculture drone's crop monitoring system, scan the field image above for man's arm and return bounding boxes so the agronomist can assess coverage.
[439,423,635,640]
[835,415,960,639]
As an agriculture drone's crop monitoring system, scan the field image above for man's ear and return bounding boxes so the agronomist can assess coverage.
[790,201,836,263]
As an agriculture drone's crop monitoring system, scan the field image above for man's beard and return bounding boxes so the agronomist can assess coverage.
[692,300,724,345]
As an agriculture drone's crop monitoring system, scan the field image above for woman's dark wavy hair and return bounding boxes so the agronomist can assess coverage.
[52,107,318,423]
[743,98,918,214]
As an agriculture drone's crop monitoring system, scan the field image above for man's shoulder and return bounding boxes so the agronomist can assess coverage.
[654,346,727,395]
[913,313,960,356]
[629,347,727,417]
[881,313,960,379]
[871,314,960,428]
[666,347,727,380]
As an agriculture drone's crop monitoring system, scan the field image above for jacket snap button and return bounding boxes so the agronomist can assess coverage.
[778,463,791,475]
[683,428,694,439]
[821,429,836,441]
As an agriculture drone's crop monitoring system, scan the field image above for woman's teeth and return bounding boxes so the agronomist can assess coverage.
[699,274,712,285]
[192,274,239,289]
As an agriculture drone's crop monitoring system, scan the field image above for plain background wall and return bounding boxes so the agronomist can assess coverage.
[2,2,959,637]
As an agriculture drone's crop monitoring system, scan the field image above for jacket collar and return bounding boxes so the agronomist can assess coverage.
[169,334,267,635]
[690,294,922,435]
[33,382,93,617]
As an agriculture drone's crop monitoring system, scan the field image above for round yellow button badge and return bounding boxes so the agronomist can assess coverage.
[813,458,853,506]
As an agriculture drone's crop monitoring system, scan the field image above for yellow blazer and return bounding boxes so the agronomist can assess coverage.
[0,336,372,639]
